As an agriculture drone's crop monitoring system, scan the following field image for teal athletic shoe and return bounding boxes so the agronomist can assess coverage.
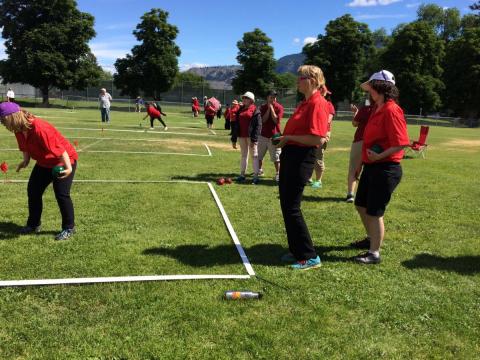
[311,180,322,189]
[290,256,322,270]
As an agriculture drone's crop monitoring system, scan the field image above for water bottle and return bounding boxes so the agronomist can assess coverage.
[224,291,263,300]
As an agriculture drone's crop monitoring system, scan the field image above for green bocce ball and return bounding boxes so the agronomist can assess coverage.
[52,166,65,178]
[370,144,384,154]
[271,133,282,145]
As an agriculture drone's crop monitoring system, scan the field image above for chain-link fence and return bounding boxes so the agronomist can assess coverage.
[1,81,477,128]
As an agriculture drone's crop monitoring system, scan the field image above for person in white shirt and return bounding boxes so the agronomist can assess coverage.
[99,88,112,123]
[6,88,14,102]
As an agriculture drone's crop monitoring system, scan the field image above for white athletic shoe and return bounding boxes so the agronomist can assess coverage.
[164,126,168,131]
[149,127,154,130]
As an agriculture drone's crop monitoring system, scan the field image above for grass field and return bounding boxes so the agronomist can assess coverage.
[0,105,479,359]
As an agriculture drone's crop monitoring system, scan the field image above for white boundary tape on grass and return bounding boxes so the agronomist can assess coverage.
[207,182,256,276]
[0,180,254,287]
[56,126,214,137]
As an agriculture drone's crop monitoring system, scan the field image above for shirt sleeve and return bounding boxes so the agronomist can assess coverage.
[307,101,328,137]
[385,107,410,147]
[15,133,26,152]
[37,126,65,157]
[328,102,336,116]
[276,104,284,121]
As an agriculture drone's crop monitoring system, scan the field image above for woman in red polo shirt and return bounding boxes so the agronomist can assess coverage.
[352,70,409,264]
[204,101,216,129]
[0,102,78,241]
[275,65,329,270]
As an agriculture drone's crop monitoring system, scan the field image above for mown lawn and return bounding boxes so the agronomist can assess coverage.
[0,104,479,359]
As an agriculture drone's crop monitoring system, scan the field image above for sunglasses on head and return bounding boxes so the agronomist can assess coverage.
[298,75,311,80]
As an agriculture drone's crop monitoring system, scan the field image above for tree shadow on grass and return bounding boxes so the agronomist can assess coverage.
[142,243,352,267]
[402,253,480,275]
[172,173,279,187]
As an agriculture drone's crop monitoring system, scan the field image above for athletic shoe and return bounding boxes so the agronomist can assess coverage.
[252,177,260,185]
[281,253,296,263]
[346,194,355,203]
[55,228,75,241]
[19,225,41,235]
[353,252,381,264]
[311,180,322,189]
[275,173,280,182]
[349,237,370,249]
[164,126,168,131]
[236,175,246,183]
[149,127,154,130]
[290,256,322,270]
[307,179,313,185]
[258,169,264,176]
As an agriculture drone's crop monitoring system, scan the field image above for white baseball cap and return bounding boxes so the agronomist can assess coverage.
[361,70,395,91]
[241,91,255,102]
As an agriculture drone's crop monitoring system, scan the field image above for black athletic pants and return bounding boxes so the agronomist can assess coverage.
[279,145,317,261]
[150,116,166,128]
[27,162,76,230]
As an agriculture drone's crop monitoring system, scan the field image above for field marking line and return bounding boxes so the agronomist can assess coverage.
[77,138,104,152]
[3,179,209,184]
[204,144,212,156]
[0,274,251,287]
[79,150,211,157]
[56,126,214,137]
[207,182,256,276]
[209,129,217,135]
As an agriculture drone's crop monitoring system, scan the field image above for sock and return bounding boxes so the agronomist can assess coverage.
[368,250,380,258]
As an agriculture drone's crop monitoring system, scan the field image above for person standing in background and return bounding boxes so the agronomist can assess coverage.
[99,88,112,123]
[6,88,15,102]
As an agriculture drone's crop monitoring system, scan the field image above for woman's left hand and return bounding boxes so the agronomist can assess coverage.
[276,135,289,148]
[58,167,72,179]
[366,149,382,162]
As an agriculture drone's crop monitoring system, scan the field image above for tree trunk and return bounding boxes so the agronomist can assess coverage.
[41,86,49,106]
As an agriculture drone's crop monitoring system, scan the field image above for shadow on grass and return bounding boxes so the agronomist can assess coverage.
[0,222,58,240]
[143,243,353,267]
[302,195,345,203]
[402,253,480,275]
[0,222,22,240]
[172,173,279,187]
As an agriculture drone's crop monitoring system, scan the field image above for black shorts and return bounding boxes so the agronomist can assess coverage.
[354,162,402,217]
[205,115,214,125]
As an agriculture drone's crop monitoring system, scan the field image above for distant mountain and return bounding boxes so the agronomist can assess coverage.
[275,53,306,74]
[186,53,305,89]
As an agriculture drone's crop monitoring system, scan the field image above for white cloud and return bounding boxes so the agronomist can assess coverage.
[356,13,408,19]
[293,38,301,44]
[90,42,130,60]
[348,0,402,7]
[303,37,318,45]
[180,63,209,71]
[406,2,420,8]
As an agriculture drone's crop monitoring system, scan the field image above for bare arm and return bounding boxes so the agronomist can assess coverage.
[269,104,279,124]
[276,134,325,148]
[16,151,30,172]
[58,151,73,179]
[367,146,406,162]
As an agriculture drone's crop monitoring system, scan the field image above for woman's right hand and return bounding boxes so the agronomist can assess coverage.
[16,160,29,172]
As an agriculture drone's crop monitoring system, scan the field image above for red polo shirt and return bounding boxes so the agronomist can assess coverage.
[238,104,256,138]
[205,105,216,117]
[283,91,329,146]
[353,105,374,143]
[15,118,78,168]
[362,100,409,164]
[230,104,240,122]
[326,101,335,131]
[147,105,161,118]
[260,102,284,138]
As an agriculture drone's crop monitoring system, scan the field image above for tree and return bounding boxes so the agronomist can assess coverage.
[100,70,114,81]
[303,14,374,104]
[0,0,102,105]
[471,1,480,12]
[417,4,461,41]
[274,73,297,90]
[114,9,180,98]
[443,28,480,118]
[173,72,209,88]
[382,21,445,114]
[231,28,276,98]
[461,14,480,32]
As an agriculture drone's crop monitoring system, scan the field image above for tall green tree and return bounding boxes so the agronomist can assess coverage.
[114,9,180,98]
[173,72,210,89]
[303,14,374,103]
[0,0,102,105]
[274,73,297,90]
[443,28,480,118]
[471,1,480,12]
[417,4,461,41]
[231,28,276,98]
[382,21,445,114]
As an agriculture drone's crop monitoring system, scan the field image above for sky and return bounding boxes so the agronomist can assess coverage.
[3,0,477,73]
